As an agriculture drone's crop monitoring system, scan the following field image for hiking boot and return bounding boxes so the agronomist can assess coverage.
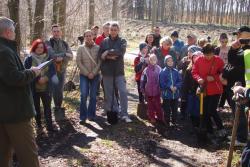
[79,120,86,125]
[121,116,132,123]
[46,123,58,132]
[54,107,65,121]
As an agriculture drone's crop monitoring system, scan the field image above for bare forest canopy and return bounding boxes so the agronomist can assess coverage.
[0,0,250,52]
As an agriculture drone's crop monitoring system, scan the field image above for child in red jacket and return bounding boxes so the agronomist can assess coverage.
[134,42,149,103]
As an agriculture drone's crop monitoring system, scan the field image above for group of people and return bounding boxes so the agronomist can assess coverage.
[0,14,250,166]
[134,25,250,148]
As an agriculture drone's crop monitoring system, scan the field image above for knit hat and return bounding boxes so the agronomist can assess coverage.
[139,42,148,51]
[188,45,202,54]
[164,55,173,63]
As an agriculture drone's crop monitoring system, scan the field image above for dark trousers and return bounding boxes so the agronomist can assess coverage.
[163,99,178,125]
[0,120,40,167]
[231,103,248,143]
[136,81,144,103]
[219,86,232,108]
[180,99,187,118]
[203,95,224,133]
[52,72,65,108]
[33,91,52,128]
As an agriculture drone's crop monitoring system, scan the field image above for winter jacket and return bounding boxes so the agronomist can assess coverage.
[152,47,177,68]
[45,37,73,73]
[95,33,106,46]
[140,64,161,97]
[134,53,148,81]
[24,53,56,93]
[173,39,184,55]
[222,45,250,88]
[182,68,199,97]
[192,55,224,96]
[76,43,101,77]
[98,35,127,76]
[0,37,36,123]
[159,66,182,99]
[241,141,250,167]
[153,34,161,48]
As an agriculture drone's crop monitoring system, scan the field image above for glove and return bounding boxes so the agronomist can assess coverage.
[140,57,145,63]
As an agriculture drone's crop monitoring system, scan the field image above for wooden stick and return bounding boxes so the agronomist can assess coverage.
[226,101,241,167]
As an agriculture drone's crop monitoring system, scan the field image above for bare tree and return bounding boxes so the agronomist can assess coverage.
[59,0,66,36]
[33,0,45,41]
[112,0,118,20]
[89,0,95,28]
[7,0,21,53]
[52,0,60,24]
[26,0,33,43]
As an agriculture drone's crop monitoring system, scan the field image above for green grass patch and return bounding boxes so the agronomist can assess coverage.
[101,138,114,148]
[232,149,243,166]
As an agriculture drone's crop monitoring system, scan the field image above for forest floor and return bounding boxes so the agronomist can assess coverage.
[34,22,244,167]
[35,62,242,167]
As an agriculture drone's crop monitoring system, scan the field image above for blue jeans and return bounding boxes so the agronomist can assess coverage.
[79,74,100,121]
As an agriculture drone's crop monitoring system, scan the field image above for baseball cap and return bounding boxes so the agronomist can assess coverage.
[233,26,250,35]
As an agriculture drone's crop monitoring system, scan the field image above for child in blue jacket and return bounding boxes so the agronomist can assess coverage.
[159,55,182,126]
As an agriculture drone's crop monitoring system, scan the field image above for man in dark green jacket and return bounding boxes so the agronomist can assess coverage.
[0,17,40,167]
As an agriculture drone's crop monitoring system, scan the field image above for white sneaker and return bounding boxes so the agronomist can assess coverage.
[122,116,132,123]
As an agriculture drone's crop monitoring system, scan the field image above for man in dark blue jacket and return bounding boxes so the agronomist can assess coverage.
[0,17,40,166]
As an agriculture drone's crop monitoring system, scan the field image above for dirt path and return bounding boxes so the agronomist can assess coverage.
[36,75,230,167]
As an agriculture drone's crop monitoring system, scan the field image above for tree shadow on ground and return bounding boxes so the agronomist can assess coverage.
[82,113,202,167]
[36,118,96,166]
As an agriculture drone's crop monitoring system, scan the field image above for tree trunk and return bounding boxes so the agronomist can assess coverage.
[33,0,45,41]
[0,0,3,15]
[59,0,66,38]
[151,0,157,31]
[7,0,21,54]
[161,0,165,22]
[88,0,95,28]
[112,0,118,20]
[52,0,60,24]
[148,0,151,20]
[26,0,33,43]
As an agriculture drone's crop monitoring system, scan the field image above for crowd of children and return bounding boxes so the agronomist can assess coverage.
[133,28,250,147]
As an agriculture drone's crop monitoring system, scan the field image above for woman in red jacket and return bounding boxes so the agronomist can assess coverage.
[192,43,226,137]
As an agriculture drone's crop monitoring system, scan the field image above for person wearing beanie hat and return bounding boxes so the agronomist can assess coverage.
[140,54,163,123]
[139,42,148,51]
[178,35,198,120]
[160,55,182,126]
[188,45,202,55]
[134,42,149,103]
